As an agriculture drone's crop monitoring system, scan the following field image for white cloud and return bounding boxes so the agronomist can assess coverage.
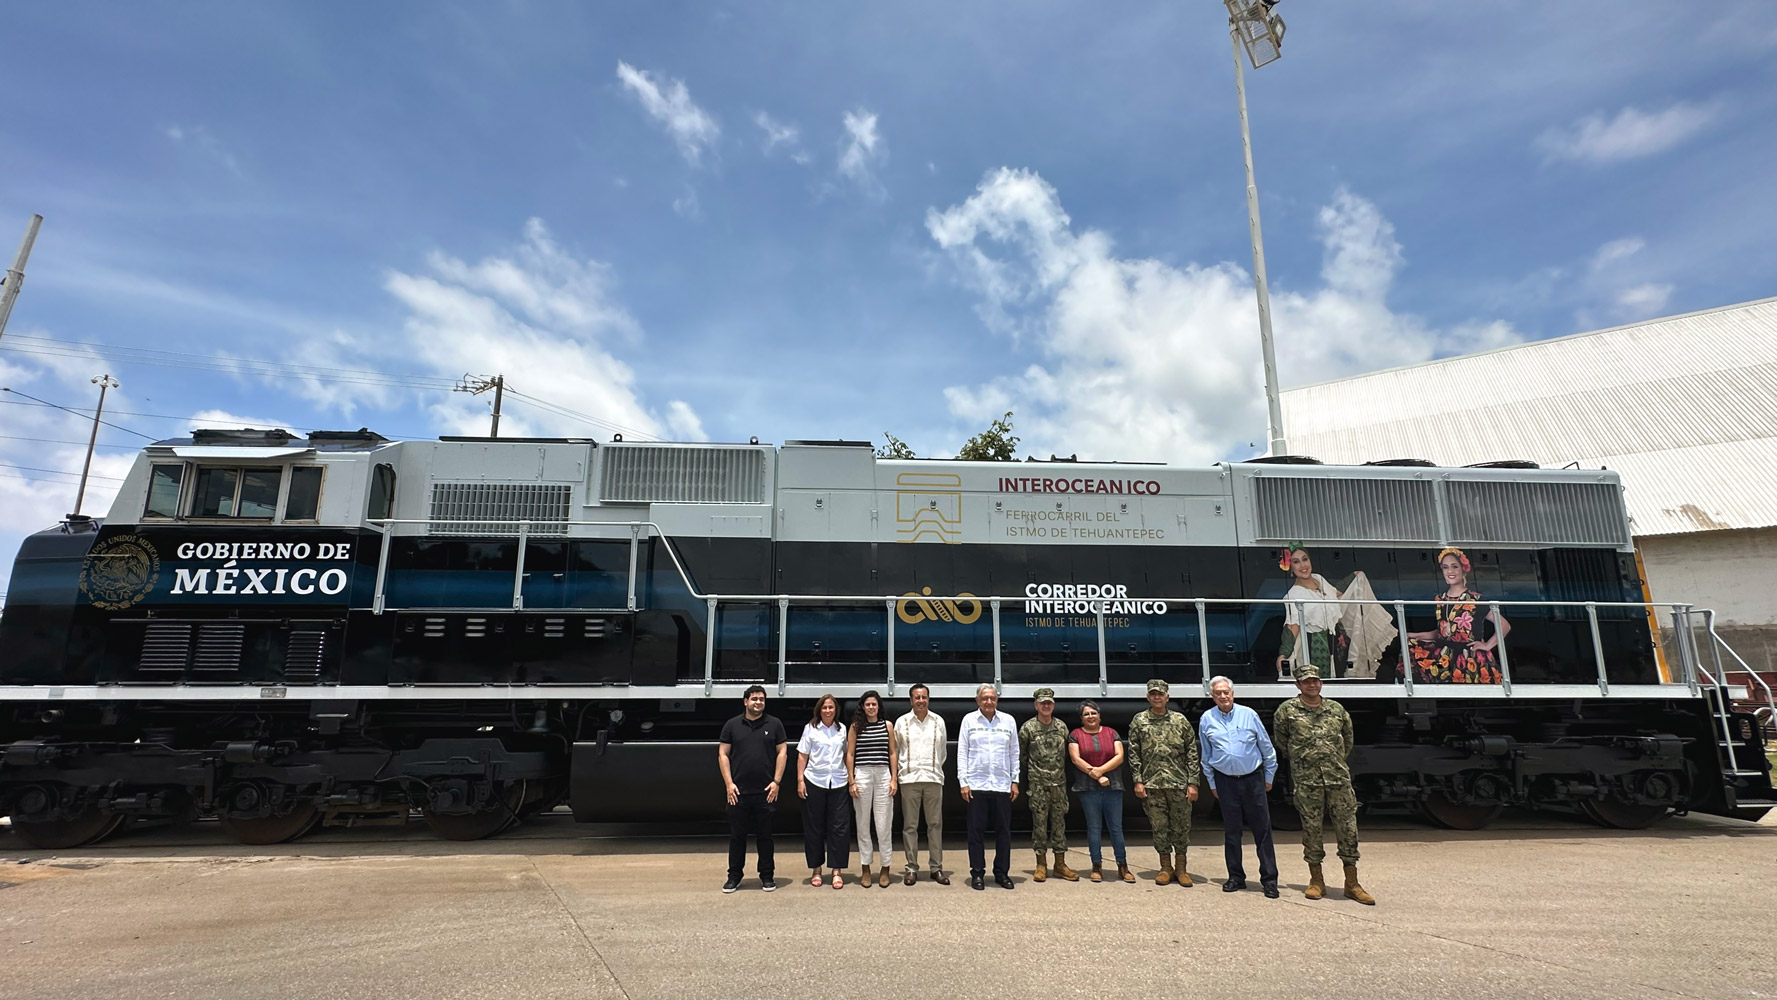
[928,168,1521,464]
[1576,235,1677,327]
[837,108,885,195]
[1535,101,1720,165]
[615,61,719,165]
[754,111,808,163]
[375,218,703,442]
[188,409,300,432]
[672,187,701,220]
[1589,236,1644,272]
[1612,283,1673,321]
[163,123,242,176]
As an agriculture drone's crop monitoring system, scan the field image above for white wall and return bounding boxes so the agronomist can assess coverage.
[1639,526,1777,627]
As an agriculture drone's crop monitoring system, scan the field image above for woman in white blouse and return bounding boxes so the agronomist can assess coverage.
[797,693,851,888]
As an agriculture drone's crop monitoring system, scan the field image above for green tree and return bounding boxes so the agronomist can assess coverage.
[956,411,1020,462]
[876,433,915,459]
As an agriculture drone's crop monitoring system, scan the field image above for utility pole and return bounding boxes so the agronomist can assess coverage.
[76,374,119,516]
[454,374,505,437]
[0,214,45,346]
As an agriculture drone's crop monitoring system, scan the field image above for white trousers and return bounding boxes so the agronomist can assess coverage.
[852,764,894,867]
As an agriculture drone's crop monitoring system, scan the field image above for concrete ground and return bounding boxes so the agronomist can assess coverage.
[2,811,1773,1000]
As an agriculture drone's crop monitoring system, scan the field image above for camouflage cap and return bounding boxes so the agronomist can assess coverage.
[1032,687,1056,703]
[1146,678,1170,694]
[1292,663,1322,681]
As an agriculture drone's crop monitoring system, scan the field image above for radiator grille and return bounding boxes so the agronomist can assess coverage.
[284,630,325,683]
[598,446,767,504]
[138,623,192,675]
[428,483,572,535]
[1252,476,1439,543]
[1445,480,1627,546]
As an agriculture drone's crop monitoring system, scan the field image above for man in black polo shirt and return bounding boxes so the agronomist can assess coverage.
[717,684,787,892]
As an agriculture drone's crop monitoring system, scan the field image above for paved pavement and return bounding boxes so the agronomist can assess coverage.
[2,811,1773,1000]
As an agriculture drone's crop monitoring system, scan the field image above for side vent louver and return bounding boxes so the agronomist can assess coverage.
[138,623,193,676]
[1252,476,1439,544]
[429,483,572,536]
[1445,480,1626,546]
[284,631,325,683]
[599,446,766,504]
[192,624,245,678]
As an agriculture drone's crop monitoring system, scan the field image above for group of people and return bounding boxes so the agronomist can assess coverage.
[717,669,1376,905]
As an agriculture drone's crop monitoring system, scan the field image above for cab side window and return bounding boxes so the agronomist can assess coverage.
[144,464,184,518]
[367,463,396,522]
[284,466,324,521]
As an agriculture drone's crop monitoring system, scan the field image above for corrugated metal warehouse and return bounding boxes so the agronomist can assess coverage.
[1281,295,1777,680]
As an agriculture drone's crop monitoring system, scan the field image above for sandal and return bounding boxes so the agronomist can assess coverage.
[811,873,824,888]
[831,871,843,889]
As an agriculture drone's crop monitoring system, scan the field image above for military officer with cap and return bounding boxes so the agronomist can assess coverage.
[1020,687,1078,881]
[1125,678,1201,886]
[1272,663,1375,904]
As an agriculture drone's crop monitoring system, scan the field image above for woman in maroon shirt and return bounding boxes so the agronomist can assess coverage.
[1068,700,1134,883]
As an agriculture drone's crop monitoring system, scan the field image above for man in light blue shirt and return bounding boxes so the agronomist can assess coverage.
[1198,675,1280,897]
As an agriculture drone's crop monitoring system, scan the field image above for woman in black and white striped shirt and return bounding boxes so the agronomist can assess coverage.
[846,690,899,888]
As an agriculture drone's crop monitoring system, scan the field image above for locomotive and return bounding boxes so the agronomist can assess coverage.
[0,428,1770,848]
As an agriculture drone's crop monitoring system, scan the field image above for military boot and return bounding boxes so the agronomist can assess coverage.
[1343,864,1375,905]
[1305,864,1325,900]
[1175,851,1193,886]
[1053,852,1079,881]
[1033,851,1048,882]
[1154,851,1173,886]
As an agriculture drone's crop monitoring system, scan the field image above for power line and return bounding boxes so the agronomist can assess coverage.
[0,462,125,482]
[2,334,663,439]
[0,434,140,450]
[0,387,156,439]
[0,335,460,391]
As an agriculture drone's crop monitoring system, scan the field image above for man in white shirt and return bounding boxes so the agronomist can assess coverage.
[895,683,950,886]
[957,683,1020,890]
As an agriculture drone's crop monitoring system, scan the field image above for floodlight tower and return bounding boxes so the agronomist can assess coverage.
[1224,0,1288,456]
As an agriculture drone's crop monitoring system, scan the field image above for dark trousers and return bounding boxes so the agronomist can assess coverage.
[726,791,775,881]
[801,783,851,870]
[1216,768,1278,885]
[966,790,1013,878]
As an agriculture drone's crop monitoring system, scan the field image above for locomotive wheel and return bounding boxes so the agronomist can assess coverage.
[219,805,323,845]
[1580,798,1669,830]
[1417,793,1503,831]
[7,807,127,850]
[423,780,527,841]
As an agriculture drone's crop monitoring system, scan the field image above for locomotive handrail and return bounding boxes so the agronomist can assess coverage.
[1701,608,1777,721]
[361,518,1701,702]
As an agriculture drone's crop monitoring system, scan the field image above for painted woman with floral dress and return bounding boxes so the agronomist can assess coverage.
[1407,547,1510,684]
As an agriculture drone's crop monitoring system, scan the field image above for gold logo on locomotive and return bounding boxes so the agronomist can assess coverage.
[897,586,983,625]
[79,535,161,610]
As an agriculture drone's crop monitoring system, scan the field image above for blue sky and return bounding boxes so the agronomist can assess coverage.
[1,1,1775,577]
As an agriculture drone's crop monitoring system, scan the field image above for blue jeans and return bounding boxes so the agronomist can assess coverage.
[1079,784,1127,866]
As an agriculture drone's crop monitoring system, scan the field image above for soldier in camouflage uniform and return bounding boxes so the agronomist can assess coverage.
[1271,663,1375,904]
[1019,688,1078,881]
[1126,678,1201,886]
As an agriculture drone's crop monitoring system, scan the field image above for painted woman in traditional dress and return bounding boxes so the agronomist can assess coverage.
[1275,544,1396,680]
[1407,547,1510,684]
